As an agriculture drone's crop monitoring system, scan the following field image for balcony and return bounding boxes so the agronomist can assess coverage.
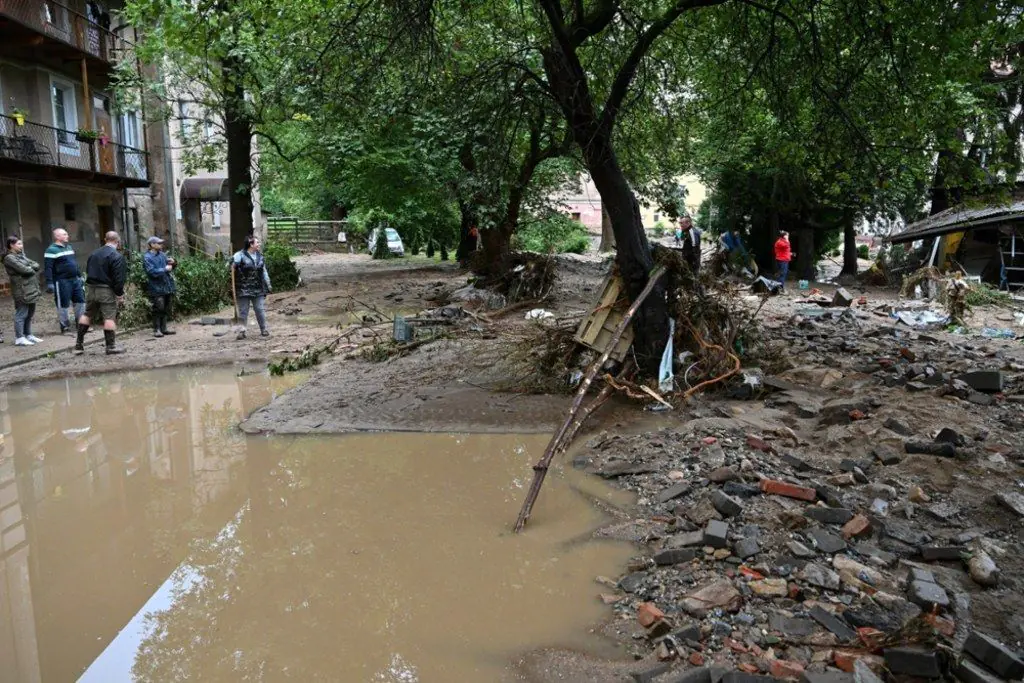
[0,0,131,83]
[0,113,149,188]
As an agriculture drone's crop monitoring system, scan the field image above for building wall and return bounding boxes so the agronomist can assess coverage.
[558,174,709,236]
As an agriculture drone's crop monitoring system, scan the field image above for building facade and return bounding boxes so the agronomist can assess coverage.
[0,0,153,266]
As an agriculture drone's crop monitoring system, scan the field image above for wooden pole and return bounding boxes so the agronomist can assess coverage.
[513,265,667,533]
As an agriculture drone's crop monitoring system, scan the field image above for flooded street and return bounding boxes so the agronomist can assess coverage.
[0,368,632,683]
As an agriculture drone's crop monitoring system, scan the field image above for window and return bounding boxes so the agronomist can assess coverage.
[203,119,214,140]
[50,79,79,151]
[653,213,660,223]
[64,203,76,221]
[570,212,581,222]
[212,202,222,229]
[120,111,141,148]
[177,100,190,138]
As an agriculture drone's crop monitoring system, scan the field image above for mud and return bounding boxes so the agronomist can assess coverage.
[1,366,637,683]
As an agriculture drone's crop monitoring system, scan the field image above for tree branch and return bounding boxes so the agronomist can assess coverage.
[599,0,727,133]
[568,0,618,47]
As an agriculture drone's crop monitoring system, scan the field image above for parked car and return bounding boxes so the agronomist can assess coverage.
[367,227,405,256]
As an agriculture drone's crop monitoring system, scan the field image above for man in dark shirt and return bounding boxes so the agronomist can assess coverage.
[75,231,126,355]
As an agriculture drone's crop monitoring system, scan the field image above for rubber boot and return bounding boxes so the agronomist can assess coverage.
[161,316,176,335]
[153,315,164,338]
[73,324,88,354]
[104,330,125,355]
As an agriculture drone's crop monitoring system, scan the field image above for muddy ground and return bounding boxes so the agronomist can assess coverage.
[2,252,1023,682]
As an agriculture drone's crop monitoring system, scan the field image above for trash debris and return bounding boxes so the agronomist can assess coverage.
[525,308,555,320]
[892,310,949,328]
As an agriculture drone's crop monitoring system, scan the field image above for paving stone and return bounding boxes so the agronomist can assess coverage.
[656,482,692,503]
[919,545,964,561]
[909,567,937,584]
[809,605,857,642]
[770,613,817,637]
[619,571,648,593]
[711,489,745,517]
[957,370,1005,393]
[653,548,699,566]
[666,530,707,549]
[905,441,957,458]
[788,540,817,558]
[907,579,949,611]
[955,658,1004,683]
[805,506,854,525]
[808,528,848,554]
[872,445,903,465]
[733,537,760,560]
[884,647,942,678]
[724,481,762,498]
[704,520,730,549]
[962,631,1024,680]
[996,491,1024,518]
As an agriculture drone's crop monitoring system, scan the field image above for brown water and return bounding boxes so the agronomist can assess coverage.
[0,367,633,683]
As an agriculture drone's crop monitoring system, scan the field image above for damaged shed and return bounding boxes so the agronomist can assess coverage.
[888,197,1024,289]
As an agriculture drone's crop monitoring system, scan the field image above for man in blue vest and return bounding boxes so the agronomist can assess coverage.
[43,227,85,334]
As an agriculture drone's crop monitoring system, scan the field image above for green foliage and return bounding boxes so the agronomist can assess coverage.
[965,283,1012,308]
[119,254,232,330]
[269,344,328,376]
[651,221,667,238]
[857,244,870,260]
[263,243,301,291]
[372,228,394,260]
[514,214,591,255]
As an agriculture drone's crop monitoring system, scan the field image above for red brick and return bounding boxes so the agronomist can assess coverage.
[690,653,705,666]
[760,479,817,501]
[770,660,805,679]
[738,663,760,674]
[857,627,885,649]
[637,602,665,628]
[834,651,884,673]
[849,409,866,421]
[899,347,917,362]
[841,514,871,539]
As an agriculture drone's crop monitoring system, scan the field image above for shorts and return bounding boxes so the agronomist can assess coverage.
[85,285,118,322]
[54,277,86,308]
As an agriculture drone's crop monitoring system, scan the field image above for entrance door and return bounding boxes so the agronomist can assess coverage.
[93,96,115,175]
[97,205,113,243]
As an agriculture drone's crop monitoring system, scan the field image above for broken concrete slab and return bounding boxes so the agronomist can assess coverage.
[804,506,855,525]
[653,548,699,566]
[680,580,742,617]
[872,445,903,466]
[962,631,1024,680]
[807,528,848,554]
[710,489,744,517]
[809,605,857,641]
[957,370,1005,393]
[734,536,760,560]
[907,579,950,611]
[770,613,817,637]
[995,491,1024,518]
[655,482,692,503]
[884,647,942,678]
[954,658,1004,683]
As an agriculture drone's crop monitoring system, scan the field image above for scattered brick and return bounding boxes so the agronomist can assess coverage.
[840,514,871,539]
[637,602,665,628]
[770,660,806,680]
[761,479,817,501]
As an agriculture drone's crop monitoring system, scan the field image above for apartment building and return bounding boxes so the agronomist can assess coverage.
[0,0,156,265]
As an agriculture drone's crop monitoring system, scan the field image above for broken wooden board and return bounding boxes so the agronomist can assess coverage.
[575,272,633,362]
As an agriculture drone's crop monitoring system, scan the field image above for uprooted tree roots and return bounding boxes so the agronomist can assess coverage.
[472,252,557,303]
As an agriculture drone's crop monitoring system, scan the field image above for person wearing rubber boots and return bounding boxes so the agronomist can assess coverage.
[75,231,127,355]
[143,236,177,337]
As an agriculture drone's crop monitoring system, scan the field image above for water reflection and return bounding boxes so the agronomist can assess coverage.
[0,369,632,683]
[0,368,293,683]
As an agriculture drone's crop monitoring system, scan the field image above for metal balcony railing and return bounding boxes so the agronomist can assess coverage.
[0,114,148,183]
[0,0,130,65]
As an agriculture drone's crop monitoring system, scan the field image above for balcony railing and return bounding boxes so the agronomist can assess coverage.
[0,0,130,65]
[0,114,148,184]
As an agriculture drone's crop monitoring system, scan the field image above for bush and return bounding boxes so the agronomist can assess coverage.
[857,244,870,260]
[372,228,394,259]
[651,221,667,237]
[263,242,301,290]
[515,213,592,254]
[119,253,232,330]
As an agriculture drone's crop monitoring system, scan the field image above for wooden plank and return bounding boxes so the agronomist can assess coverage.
[575,272,634,362]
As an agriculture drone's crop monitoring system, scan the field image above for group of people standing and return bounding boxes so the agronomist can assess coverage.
[672,216,794,291]
[1,228,274,354]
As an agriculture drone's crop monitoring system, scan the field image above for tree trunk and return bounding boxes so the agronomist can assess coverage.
[479,223,514,275]
[841,216,858,276]
[599,202,615,252]
[223,53,254,252]
[455,201,476,265]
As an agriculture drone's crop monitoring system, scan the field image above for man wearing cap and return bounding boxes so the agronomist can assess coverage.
[143,236,177,337]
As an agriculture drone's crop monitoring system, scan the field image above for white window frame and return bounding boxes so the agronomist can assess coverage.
[50,76,80,156]
[120,110,141,149]
[212,201,222,229]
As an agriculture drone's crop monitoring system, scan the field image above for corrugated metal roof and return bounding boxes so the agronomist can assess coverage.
[888,198,1024,244]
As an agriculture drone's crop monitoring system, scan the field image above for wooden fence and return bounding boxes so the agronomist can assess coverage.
[266,218,352,251]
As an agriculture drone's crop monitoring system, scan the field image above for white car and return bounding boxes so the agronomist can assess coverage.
[367,227,405,256]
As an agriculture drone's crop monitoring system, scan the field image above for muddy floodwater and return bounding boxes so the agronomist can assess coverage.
[0,367,633,682]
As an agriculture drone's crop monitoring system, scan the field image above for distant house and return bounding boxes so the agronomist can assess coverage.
[556,175,708,236]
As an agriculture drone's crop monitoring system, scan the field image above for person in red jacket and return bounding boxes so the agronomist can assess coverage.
[774,231,792,290]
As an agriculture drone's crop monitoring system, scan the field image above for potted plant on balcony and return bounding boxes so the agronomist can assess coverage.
[10,108,28,126]
[75,129,100,144]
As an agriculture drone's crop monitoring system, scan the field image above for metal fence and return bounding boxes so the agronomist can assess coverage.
[0,113,148,183]
[0,0,129,63]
